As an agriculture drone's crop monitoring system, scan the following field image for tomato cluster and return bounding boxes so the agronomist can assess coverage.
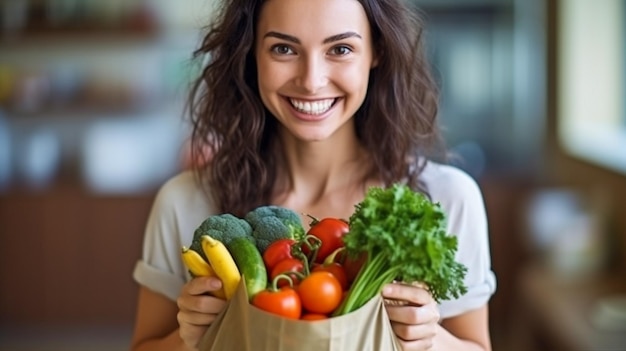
[252,216,358,320]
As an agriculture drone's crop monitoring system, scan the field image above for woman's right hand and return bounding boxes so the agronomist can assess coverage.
[177,277,227,350]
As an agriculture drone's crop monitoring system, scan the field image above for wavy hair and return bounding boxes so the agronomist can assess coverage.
[188,0,444,216]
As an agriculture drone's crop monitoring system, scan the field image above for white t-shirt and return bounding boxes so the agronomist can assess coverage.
[132,161,496,319]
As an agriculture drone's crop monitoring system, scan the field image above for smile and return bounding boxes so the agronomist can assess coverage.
[289,98,336,115]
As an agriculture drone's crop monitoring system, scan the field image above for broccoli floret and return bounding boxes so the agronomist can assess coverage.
[244,205,306,253]
[190,213,254,260]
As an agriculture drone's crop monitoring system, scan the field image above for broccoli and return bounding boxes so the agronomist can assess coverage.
[190,213,255,260]
[244,205,306,253]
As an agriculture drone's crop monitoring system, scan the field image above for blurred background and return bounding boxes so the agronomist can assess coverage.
[0,0,624,350]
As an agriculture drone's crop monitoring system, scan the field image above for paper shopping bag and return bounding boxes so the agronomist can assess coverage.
[198,280,402,351]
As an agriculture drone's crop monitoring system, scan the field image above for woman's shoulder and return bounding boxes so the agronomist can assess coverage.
[419,161,484,208]
[419,161,482,195]
[154,171,199,202]
[152,170,218,219]
[157,170,199,196]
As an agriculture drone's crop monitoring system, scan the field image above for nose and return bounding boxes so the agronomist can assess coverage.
[295,55,328,93]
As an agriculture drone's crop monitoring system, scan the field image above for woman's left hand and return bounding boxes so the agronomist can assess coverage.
[383,282,441,351]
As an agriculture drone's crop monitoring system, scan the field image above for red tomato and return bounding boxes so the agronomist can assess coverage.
[271,258,305,287]
[312,262,348,291]
[306,217,349,263]
[297,271,343,314]
[252,286,302,319]
[263,239,297,271]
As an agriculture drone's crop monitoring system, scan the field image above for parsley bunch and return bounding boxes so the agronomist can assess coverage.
[333,184,468,316]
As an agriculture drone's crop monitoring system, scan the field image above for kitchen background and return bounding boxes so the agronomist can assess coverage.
[0,0,624,350]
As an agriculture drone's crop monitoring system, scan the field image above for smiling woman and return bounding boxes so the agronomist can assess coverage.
[129,0,496,350]
[557,0,626,174]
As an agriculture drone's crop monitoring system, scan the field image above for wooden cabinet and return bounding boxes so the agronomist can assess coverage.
[0,187,154,326]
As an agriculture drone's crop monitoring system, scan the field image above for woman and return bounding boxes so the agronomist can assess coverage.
[130,0,496,349]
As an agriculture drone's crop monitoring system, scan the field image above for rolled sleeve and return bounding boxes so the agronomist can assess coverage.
[439,270,496,318]
[133,260,185,301]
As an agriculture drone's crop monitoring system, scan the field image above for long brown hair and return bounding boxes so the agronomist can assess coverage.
[188,0,444,217]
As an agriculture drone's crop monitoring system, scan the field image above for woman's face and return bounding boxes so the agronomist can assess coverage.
[255,0,376,142]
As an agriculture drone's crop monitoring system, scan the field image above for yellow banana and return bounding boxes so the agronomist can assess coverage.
[181,246,213,276]
[201,235,241,300]
[181,246,226,299]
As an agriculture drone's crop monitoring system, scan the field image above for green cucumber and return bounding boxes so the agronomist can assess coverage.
[226,237,268,300]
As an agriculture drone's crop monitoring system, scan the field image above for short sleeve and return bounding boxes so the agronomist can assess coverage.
[132,171,217,301]
[421,163,497,319]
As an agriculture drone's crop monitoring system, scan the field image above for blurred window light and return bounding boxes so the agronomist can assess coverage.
[447,37,491,115]
[0,115,11,190]
[17,128,61,189]
[558,0,626,174]
[81,115,185,194]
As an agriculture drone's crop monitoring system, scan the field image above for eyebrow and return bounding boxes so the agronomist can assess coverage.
[263,31,362,44]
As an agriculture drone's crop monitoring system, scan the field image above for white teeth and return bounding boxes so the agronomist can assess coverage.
[289,98,335,115]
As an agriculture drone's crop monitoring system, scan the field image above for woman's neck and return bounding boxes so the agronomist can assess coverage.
[272,128,380,221]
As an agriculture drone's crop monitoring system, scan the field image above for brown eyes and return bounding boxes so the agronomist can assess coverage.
[270,44,353,57]
[329,45,353,56]
[271,44,295,55]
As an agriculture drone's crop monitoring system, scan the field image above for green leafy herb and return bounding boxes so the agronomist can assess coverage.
[333,184,467,315]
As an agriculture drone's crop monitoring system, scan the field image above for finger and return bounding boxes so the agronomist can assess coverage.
[385,304,439,325]
[382,282,433,306]
[397,337,434,351]
[178,309,221,326]
[389,319,437,342]
[185,276,223,296]
[178,293,226,314]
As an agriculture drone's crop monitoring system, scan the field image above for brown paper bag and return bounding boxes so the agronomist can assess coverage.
[199,280,402,351]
